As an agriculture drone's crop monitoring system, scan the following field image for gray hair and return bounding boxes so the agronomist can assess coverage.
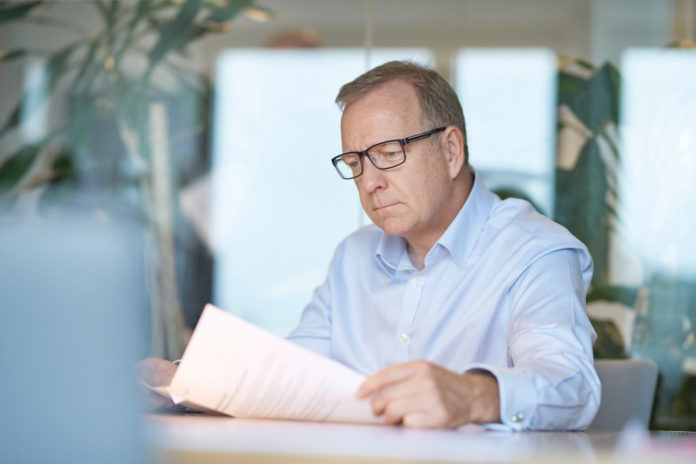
[335,60,468,162]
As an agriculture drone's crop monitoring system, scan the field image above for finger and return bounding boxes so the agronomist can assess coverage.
[384,394,450,428]
[402,411,443,429]
[357,361,428,398]
[371,375,429,416]
[381,395,433,425]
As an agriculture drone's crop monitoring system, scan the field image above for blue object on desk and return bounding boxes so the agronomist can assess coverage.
[0,212,148,463]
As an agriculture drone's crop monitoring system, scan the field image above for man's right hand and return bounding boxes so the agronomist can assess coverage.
[137,357,179,411]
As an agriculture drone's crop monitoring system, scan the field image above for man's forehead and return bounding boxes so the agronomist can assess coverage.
[340,82,425,148]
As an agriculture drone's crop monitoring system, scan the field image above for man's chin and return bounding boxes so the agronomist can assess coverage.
[373,218,410,238]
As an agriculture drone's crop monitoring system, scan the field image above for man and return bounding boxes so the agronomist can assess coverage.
[142,61,600,431]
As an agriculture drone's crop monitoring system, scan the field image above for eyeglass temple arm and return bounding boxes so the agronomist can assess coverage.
[403,127,446,144]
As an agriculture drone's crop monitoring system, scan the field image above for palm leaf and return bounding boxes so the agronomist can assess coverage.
[70,39,99,93]
[148,0,203,69]
[187,0,254,43]
[558,71,588,107]
[0,43,78,140]
[554,137,609,284]
[204,0,253,22]
[565,64,618,133]
[587,285,639,307]
[0,142,44,191]
[94,0,119,30]
[0,50,28,62]
[0,1,42,24]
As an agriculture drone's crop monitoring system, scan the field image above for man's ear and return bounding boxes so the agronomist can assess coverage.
[441,126,466,180]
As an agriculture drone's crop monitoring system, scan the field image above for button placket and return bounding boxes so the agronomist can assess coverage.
[395,272,426,361]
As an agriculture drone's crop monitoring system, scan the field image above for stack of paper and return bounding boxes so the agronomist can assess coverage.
[159,304,384,425]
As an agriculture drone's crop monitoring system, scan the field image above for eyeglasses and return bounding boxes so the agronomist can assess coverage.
[331,127,446,180]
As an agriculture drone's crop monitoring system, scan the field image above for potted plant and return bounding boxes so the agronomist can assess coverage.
[0,0,263,359]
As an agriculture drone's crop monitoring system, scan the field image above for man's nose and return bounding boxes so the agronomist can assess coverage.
[357,155,388,192]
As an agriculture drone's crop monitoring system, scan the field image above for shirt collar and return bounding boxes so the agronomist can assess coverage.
[436,173,497,269]
[375,230,409,274]
[374,172,498,274]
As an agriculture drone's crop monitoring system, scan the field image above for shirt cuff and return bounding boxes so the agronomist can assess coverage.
[464,363,537,431]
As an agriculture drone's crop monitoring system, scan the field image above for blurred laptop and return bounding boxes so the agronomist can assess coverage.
[0,209,148,463]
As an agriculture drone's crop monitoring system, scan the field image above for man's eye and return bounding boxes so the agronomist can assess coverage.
[342,155,360,168]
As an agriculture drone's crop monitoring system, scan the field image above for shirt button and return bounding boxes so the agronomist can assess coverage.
[399,333,409,343]
[510,413,524,422]
[411,277,421,287]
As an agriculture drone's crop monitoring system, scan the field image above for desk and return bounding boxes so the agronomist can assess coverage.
[144,413,693,464]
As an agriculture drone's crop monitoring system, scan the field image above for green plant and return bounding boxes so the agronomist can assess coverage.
[0,0,255,198]
[555,58,696,430]
[555,60,621,290]
[0,0,258,359]
[553,59,637,359]
[555,59,639,347]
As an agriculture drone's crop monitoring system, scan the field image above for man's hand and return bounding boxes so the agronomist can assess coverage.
[137,357,179,411]
[357,360,501,428]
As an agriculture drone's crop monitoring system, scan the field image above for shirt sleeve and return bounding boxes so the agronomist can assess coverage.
[465,248,600,431]
[285,267,334,359]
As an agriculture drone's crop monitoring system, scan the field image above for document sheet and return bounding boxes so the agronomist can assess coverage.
[164,304,383,424]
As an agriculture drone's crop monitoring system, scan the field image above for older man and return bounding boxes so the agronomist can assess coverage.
[143,61,599,431]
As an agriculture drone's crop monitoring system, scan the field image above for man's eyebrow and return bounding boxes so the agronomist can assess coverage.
[343,138,392,153]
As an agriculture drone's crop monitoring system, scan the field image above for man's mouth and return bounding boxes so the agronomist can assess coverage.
[373,203,398,211]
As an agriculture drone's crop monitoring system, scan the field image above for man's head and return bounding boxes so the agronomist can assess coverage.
[335,61,472,256]
[336,60,468,164]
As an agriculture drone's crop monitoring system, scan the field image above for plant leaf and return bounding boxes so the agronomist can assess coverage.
[587,285,639,307]
[554,137,609,284]
[573,58,596,71]
[557,71,588,108]
[186,0,254,42]
[70,39,99,93]
[0,49,27,62]
[148,0,203,69]
[94,0,119,30]
[0,43,78,140]
[143,0,177,15]
[0,143,43,190]
[93,0,109,24]
[605,62,621,123]
[205,0,253,22]
[565,65,618,133]
[0,1,42,24]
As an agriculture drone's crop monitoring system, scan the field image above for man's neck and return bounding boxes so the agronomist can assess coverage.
[405,172,474,270]
[406,243,427,270]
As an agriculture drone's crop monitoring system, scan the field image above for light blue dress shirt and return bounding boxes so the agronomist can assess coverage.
[288,175,600,431]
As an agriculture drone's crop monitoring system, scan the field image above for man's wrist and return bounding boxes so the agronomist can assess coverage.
[467,371,501,424]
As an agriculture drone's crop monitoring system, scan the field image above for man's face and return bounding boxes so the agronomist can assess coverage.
[340,80,457,246]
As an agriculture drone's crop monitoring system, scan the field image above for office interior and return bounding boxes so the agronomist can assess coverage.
[1,0,695,462]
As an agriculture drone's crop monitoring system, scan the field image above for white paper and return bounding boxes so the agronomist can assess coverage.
[166,304,383,424]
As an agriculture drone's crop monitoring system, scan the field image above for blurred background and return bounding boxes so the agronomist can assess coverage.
[0,0,695,433]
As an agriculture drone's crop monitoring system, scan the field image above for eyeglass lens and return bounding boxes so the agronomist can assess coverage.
[334,140,405,178]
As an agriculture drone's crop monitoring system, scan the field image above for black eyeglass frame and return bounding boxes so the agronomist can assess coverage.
[331,126,446,180]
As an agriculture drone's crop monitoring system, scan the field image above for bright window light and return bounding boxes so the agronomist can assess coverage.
[620,48,696,277]
[454,49,556,216]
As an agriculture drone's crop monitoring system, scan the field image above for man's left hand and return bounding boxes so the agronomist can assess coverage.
[357,360,501,428]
